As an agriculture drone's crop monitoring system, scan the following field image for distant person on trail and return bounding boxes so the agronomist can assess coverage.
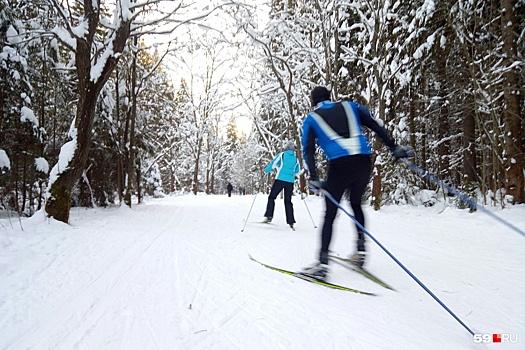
[227,182,233,197]
[262,141,301,229]
[300,86,414,281]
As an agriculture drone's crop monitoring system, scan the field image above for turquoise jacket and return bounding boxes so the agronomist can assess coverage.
[264,150,300,183]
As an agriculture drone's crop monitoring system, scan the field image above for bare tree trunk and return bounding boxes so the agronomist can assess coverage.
[124,46,138,207]
[463,112,477,183]
[409,85,416,150]
[45,2,131,222]
[370,82,386,210]
[501,0,524,203]
[193,140,202,195]
[435,51,450,179]
[170,168,175,192]
[434,1,451,180]
[205,167,210,194]
[371,153,381,211]
[205,138,212,195]
[0,74,3,126]
[210,166,215,194]
[14,161,19,212]
[115,67,124,204]
[46,87,99,221]
[37,48,47,212]
[21,156,27,213]
[136,160,142,204]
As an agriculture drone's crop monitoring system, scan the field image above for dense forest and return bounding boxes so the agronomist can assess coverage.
[0,0,523,223]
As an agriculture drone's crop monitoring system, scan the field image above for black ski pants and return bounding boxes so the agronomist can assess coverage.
[264,179,295,225]
[319,154,372,263]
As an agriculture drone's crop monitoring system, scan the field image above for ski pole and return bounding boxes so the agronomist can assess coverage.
[241,172,266,232]
[241,192,258,232]
[320,188,475,336]
[400,159,525,238]
[302,197,317,228]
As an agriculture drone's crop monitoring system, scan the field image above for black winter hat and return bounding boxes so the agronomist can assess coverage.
[310,86,331,107]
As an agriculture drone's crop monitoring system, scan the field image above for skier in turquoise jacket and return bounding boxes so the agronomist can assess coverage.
[262,141,300,228]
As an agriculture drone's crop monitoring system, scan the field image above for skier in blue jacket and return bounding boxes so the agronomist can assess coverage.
[301,86,414,280]
[262,141,300,228]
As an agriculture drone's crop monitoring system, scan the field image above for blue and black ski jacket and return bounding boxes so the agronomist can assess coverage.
[301,100,395,179]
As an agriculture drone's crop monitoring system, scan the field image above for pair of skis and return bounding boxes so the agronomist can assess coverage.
[259,221,295,231]
[250,254,395,296]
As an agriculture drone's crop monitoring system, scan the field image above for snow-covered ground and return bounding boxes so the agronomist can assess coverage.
[0,193,523,349]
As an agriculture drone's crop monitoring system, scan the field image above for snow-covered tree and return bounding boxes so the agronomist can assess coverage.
[1,0,523,221]
[23,0,239,222]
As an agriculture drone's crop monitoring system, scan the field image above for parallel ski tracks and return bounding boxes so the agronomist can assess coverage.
[5,223,174,350]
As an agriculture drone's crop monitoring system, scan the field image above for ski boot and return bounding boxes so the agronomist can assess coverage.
[301,262,329,281]
[350,238,366,267]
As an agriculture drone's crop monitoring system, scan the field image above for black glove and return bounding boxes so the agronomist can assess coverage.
[392,145,415,161]
[308,180,323,195]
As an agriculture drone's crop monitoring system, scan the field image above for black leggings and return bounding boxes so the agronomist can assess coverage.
[320,155,372,260]
[264,179,295,225]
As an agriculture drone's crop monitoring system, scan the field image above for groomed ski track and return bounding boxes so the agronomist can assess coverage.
[0,194,523,349]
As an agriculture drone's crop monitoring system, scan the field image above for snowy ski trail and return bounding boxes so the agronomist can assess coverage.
[0,194,523,349]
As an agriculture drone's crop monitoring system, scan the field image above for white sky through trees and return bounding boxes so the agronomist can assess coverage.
[141,1,270,137]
